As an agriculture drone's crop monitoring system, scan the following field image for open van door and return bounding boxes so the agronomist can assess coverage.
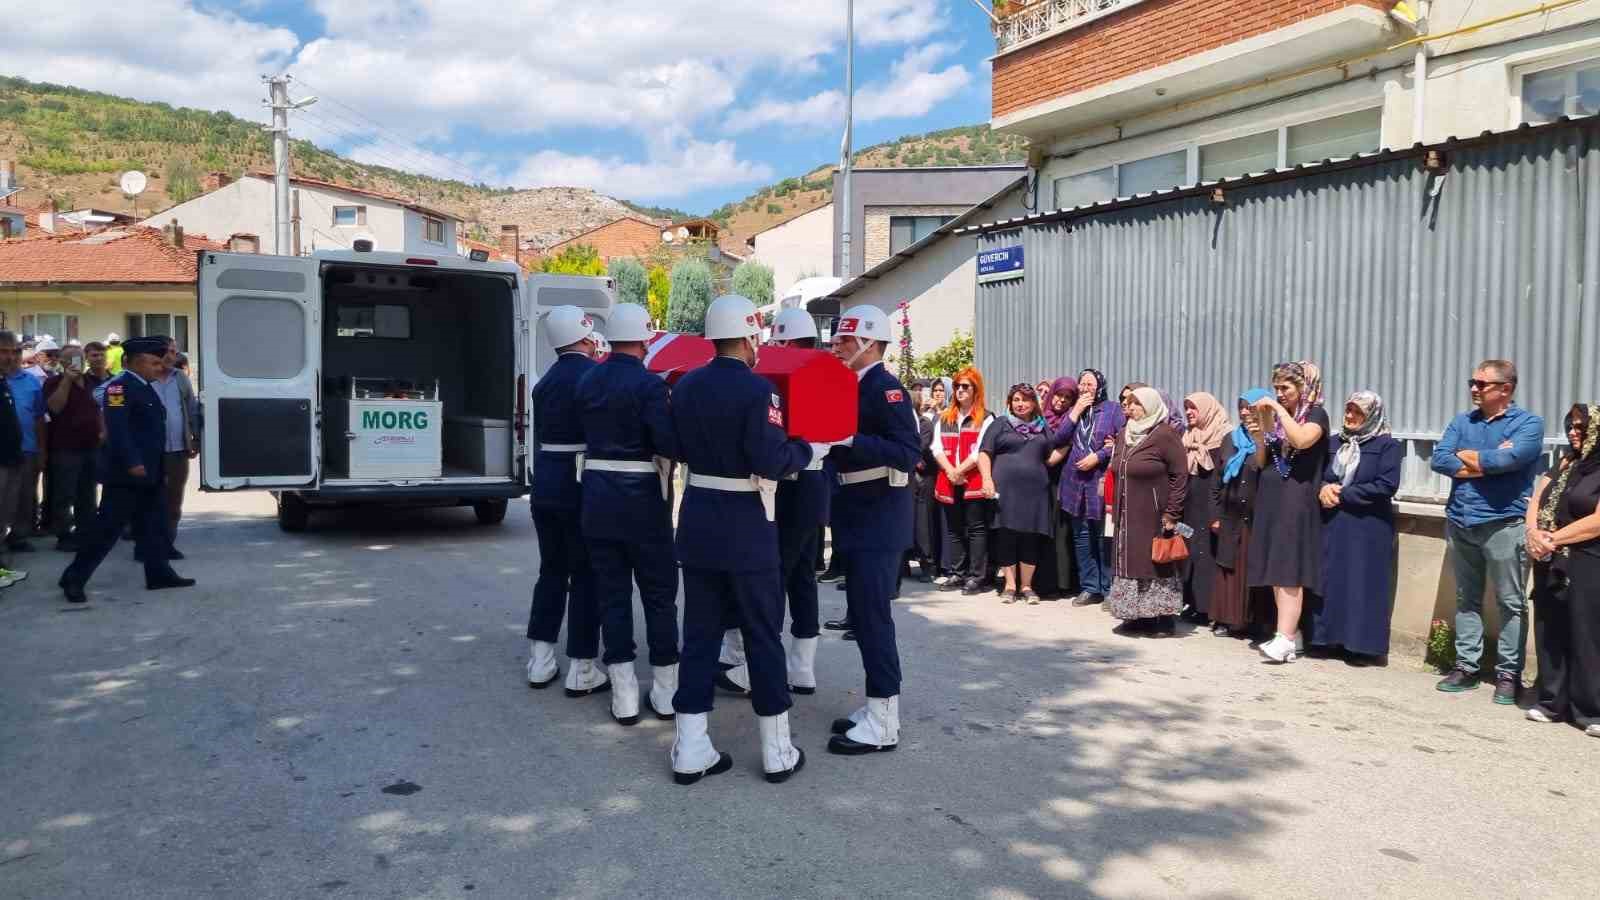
[197,251,321,490]
[523,274,615,488]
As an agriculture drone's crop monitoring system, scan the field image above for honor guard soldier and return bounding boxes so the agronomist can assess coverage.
[824,304,920,755]
[716,306,830,695]
[668,294,826,785]
[525,306,607,696]
[574,303,681,725]
[59,336,196,602]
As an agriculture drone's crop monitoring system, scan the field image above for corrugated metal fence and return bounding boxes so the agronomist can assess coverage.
[973,119,1600,501]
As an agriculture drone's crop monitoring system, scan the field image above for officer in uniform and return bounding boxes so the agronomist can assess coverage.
[668,294,824,785]
[574,303,681,725]
[525,306,608,696]
[823,305,920,755]
[715,306,830,695]
[59,337,195,603]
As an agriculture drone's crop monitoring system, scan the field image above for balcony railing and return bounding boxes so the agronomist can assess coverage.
[994,0,1151,53]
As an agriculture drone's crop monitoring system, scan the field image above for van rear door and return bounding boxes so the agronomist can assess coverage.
[197,252,322,490]
[524,274,615,487]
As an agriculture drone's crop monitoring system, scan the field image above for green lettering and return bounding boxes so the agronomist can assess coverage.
[380,411,397,429]
[397,412,413,429]
[414,412,428,430]
[362,410,380,429]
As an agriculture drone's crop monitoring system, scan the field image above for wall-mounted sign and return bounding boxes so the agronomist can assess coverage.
[977,245,1024,284]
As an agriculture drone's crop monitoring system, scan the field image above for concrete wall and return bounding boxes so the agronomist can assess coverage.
[751,204,835,298]
[832,167,1027,277]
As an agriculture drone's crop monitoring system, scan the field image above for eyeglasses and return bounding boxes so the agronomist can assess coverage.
[1467,379,1509,391]
[955,383,974,391]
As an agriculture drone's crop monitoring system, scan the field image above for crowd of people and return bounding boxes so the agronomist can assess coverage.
[0,331,199,598]
[889,358,1597,739]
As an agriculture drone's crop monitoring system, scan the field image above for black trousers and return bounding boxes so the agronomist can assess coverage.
[676,567,791,717]
[1533,562,1600,729]
[527,506,600,659]
[842,549,902,698]
[944,495,993,581]
[591,538,680,667]
[62,482,173,586]
[780,523,821,638]
[992,528,1046,568]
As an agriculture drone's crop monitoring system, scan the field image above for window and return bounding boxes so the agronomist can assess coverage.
[19,313,77,342]
[217,297,305,379]
[123,313,184,346]
[336,303,412,339]
[1118,150,1187,196]
[1053,167,1115,209]
[889,215,955,254]
[175,315,190,353]
[1522,59,1600,124]
[423,217,445,244]
[333,205,366,227]
[1286,108,1382,167]
[1200,130,1278,182]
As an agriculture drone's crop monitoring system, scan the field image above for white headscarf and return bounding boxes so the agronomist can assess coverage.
[1124,387,1168,448]
[1332,390,1390,487]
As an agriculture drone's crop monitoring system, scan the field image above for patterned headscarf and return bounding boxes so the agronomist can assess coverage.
[1079,368,1108,406]
[1538,404,1600,555]
[1331,390,1391,487]
[1181,392,1229,473]
[1267,360,1325,478]
[1005,383,1048,435]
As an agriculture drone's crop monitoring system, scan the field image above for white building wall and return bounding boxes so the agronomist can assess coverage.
[750,204,835,298]
[400,210,457,255]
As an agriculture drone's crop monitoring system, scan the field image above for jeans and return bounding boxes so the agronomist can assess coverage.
[1071,515,1111,597]
[49,449,98,541]
[1447,518,1528,677]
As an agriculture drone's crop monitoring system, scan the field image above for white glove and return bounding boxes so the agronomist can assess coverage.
[807,442,833,460]
[835,435,855,448]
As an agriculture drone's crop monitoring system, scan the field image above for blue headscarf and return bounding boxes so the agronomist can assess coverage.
[1221,388,1273,484]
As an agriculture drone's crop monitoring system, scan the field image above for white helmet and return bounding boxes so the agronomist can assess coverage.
[835,304,892,343]
[35,336,60,352]
[703,294,762,340]
[106,332,121,343]
[545,305,598,349]
[771,307,817,342]
[607,303,655,343]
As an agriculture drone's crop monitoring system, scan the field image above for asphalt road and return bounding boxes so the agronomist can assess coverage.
[2,487,1596,899]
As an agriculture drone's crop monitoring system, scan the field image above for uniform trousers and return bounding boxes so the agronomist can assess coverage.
[62,483,173,586]
[841,548,903,698]
[527,506,601,659]
[675,567,791,718]
[779,523,821,639]
[590,538,680,667]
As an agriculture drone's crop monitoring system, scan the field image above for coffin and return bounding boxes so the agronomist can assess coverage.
[643,334,857,441]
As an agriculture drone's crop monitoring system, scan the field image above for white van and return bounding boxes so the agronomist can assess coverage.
[196,248,613,531]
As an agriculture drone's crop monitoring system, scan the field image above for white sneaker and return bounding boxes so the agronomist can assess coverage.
[525,640,559,688]
[649,664,677,719]
[787,637,818,694]
[671,712,732,785]
[718,628,746,668]
[1526,707,1559,724]
[759,713,805,783]
[608,663,641,725]
[1585,724,1600,739]
[1259,633,1298,663]
[563,658,610,696]
[932,575,950,586]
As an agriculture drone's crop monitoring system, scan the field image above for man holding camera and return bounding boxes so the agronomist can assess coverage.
[44,344,109,552]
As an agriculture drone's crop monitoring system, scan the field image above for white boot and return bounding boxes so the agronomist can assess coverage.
[525,640,559,688]
[719,628,746,668]
[715,662,751,695]
[563,658,610,697]
[831,696,899,754]
[759,712,805,783]
[671,712,732,785]
[608,663,640,725]
[649,664,678,719]
[787,637,818,694]
[830,704,868,735]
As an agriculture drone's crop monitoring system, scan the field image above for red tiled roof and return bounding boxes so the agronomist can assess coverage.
[241,171,461,222]
[0,227,224,285]
[20,208,86,235]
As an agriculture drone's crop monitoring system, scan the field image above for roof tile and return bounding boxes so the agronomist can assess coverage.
[0,227,224,285]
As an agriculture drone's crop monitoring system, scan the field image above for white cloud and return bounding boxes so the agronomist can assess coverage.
[510,138,775,201]
[724,43,971,135]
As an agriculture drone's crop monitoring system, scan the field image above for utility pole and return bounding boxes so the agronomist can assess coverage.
[839,0,854,282]
[263,74,316,256]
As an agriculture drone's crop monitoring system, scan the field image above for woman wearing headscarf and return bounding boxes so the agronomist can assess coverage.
[1179,393,1228,622]
[979,382,1075,604]
[1159,389,1187,435]
[1525,404,1600,738]
[1107,387,1189,635]
[1052,369,1126,607]
[1209,388,1273,637]
[933,367,996,595]
[1312,391,1402,662]
[1248,361,1331,663]
[1037,376,1081,599]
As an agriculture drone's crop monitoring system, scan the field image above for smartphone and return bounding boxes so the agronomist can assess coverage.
[1174,521,1195,540]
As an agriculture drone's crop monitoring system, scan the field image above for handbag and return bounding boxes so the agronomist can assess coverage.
[1152,532,1189,564]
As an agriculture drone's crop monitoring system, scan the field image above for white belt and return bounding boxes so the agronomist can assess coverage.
[584,456,675,500]
[687,472,777,522]
[540,443,587,483]
[837,466,909,488]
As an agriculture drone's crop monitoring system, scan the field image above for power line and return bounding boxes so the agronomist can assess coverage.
[293,106,472,183]
[291,78,485,185]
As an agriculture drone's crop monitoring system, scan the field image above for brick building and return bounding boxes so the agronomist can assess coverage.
[544,216,727,263]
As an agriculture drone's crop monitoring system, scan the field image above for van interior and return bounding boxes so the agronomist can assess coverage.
[319,262,517,483]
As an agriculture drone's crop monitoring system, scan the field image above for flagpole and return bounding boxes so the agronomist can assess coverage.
[839,0,854,283]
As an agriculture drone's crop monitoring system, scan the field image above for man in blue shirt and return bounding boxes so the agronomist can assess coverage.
[1430,359,1546,703]
[2,333,45,554]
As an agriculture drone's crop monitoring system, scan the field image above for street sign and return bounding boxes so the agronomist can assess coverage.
[977,245,1024,284]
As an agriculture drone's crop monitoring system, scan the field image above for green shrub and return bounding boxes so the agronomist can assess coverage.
[666,258,714,333]
[541,243,606,276]
[731,261,774,308]
[608,257,649,309]
[1425,619,1456,673]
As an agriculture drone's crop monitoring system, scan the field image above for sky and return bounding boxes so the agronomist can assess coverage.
[1,0,1000,213]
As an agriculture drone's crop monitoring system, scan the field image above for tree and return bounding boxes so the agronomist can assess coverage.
[609,257,648,308]
[731,260,774,308]
[666,258,714,333]
[646,264,671,326]
[166,157,201,204]
[915,330,975,378]
[539,243,606,276]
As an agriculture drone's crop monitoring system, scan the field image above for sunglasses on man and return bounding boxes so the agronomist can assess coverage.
[1467,379,1509,391]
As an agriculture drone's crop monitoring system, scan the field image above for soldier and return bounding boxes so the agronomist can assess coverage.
[524,306,608,697]
[668,295,826,785]
[575,303,681,725]
[824,305,921,756]
[59,337,196,603]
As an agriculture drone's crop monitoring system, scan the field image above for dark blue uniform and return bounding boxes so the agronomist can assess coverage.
[575,353,680,668]
[828,363,920,699]
[777,467,830,639]
[61,371,181,588]
[672,356,812,717]
[526,351,600,660]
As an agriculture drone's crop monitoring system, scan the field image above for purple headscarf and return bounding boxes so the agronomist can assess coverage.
[1159,389,1186,434]
[1043,376,1079,433]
